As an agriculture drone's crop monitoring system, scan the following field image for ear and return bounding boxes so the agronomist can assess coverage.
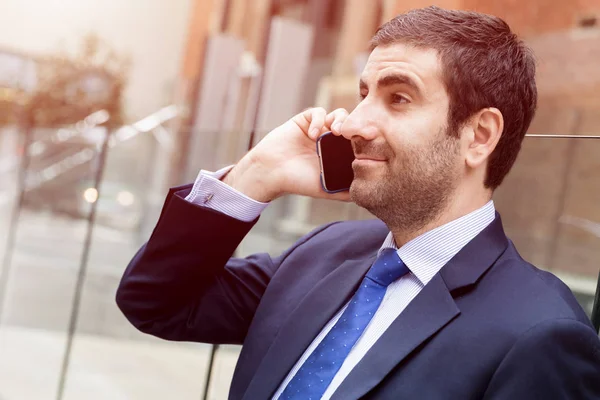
[464,108,503,169]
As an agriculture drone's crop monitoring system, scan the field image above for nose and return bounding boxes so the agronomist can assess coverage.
[340,100,379,141]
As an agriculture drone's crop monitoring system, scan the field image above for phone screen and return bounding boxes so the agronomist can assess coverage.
[317,132,355,193]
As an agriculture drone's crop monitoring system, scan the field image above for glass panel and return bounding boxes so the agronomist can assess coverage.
[3,112,597,399]
[0,124,100,398]
[0,125,19,262]
[494,106,599,317]
[0,119,214,399]
[59,123,213,399]
[207,345,242,399]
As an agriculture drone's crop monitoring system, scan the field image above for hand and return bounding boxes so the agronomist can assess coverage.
[224,107,350,202]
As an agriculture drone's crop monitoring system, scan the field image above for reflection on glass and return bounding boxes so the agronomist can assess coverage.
[0,109,598,398]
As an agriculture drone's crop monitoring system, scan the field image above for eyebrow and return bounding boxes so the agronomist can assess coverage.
[359,73,422,96]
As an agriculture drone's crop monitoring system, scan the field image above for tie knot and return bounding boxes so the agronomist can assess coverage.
[366,248,408,286]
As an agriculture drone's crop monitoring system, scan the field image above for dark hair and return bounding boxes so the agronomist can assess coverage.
[370,6,537,189]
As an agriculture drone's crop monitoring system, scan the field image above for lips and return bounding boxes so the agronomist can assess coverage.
[354,155,387,162]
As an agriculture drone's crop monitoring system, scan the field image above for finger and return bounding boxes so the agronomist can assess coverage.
[332,191,351,202]
[307,107,327,140]
[292,107,322,138]
[321,190,352,202]
[325,108,349,135]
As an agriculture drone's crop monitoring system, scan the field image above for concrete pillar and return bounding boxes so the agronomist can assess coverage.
[242,0,273,62]
[332,0,381,76]
[303,0,334,58]
[224,0,273,62]
[180,0,218,81]
[169,0,217,185]
[381,0,397,24]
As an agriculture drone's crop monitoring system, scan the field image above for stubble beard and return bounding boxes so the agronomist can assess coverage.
[350,129,461,234]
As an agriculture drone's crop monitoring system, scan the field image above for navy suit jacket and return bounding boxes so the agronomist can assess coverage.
[117,185,600,399]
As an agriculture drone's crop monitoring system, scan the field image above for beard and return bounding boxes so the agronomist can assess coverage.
[350,127,461,234]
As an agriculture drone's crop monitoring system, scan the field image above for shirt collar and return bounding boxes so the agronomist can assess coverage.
[378,200,496,286]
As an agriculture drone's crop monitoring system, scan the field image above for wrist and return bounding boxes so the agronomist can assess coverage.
[222,154,280,203]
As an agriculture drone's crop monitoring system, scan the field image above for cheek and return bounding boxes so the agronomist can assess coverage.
[384,114,443,155]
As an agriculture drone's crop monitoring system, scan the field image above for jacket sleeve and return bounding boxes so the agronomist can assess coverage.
[116,185,334,344]
[483,318,600,399]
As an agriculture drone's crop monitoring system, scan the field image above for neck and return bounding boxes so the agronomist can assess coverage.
[390,188,492,248]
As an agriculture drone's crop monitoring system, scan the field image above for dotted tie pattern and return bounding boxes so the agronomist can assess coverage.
[279,248,408,400]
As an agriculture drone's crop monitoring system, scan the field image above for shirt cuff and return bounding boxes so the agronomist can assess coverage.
[185,165,269,222]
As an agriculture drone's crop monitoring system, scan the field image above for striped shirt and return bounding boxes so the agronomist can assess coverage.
[186,167,496,400]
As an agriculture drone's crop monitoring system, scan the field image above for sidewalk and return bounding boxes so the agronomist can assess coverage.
[0,325,240,400]
[0,193,242,400]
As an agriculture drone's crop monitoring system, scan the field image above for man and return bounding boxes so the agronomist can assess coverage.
[117,6,600,400]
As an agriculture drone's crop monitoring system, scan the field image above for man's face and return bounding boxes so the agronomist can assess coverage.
[342,43,463,232]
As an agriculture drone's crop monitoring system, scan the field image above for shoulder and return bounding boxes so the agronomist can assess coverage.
[484,241,593,328]
[483,317,600,398]
[503,318,600,370]
[275,218,388,269]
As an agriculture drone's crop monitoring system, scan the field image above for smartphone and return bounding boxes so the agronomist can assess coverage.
[316,132,355,193]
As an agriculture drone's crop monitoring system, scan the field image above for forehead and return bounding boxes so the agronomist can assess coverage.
[362,43,445,95]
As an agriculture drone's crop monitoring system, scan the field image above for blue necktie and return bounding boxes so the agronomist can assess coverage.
[279,248,408,400]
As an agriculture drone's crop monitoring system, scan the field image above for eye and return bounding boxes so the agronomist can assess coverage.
[391,94,409,104]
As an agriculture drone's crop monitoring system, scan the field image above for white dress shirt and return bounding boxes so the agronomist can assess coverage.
[185,167,496,400]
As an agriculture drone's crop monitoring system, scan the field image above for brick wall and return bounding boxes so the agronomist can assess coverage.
[393,0,599,36]
[528,29,600,103]
[465,0,599,36]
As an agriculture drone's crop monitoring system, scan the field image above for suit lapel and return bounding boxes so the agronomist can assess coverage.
[242,254,377,400]
[439,212,508,292]
[331,214,509,399]
[331,274,459,399]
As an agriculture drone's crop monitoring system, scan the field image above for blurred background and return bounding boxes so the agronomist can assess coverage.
[0,0,599,399]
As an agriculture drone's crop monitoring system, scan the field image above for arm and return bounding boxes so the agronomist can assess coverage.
[116,184,334,344]
[117,106,350,344]
[483,318,600,399]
